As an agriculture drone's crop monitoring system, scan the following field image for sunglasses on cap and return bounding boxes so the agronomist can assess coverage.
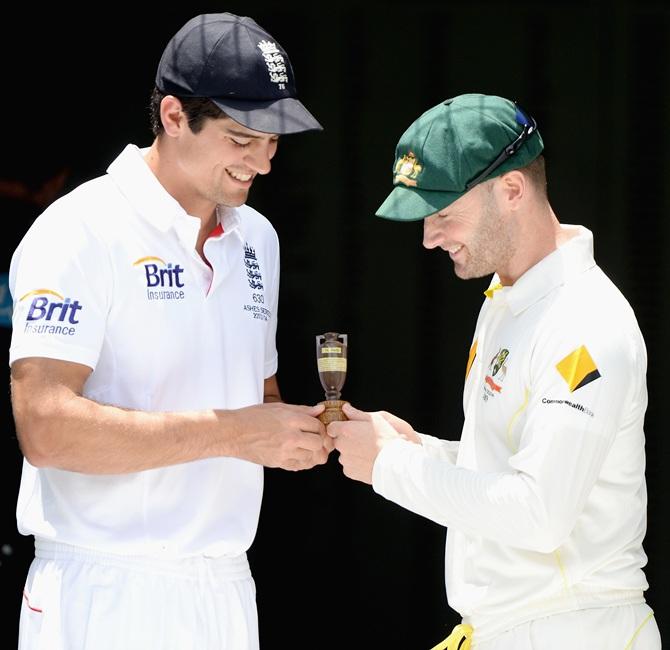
[465,103,538,190]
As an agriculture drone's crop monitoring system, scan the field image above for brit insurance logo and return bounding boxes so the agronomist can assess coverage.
[242,243,270,321]
[483,348,509,401]
[133,256,186,301]
[19,289,82,336]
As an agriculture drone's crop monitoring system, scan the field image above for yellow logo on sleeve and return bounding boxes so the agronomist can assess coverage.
[465,339,477,380]
[556,345,601,392]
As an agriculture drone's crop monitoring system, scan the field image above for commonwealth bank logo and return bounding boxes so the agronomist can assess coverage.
[555,345,601,392]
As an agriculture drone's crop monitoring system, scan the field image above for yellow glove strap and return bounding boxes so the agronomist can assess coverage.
[430,623,473,650]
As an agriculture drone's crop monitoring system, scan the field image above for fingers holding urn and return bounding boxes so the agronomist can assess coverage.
[325,419,353,450]
[283,404,331,462]
[325,405,419,485]
[326,420,341,439]
[290,425,331,470]
[321,430,335,453]
[231,401,332,471]
[341,402,370,421]
[285,443,329,471]
[286,403,327,437]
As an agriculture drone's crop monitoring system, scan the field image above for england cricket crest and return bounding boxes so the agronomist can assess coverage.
[242,242,270,322]
[243,243,264,291]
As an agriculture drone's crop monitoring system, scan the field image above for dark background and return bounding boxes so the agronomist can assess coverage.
[1,1,668,647]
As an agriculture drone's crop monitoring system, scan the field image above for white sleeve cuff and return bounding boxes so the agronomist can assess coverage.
[372,438,424,498]
[417,433,460,463]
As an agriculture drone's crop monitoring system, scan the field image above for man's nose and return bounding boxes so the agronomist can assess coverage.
[246,143,273,175]
[423,215,441,249]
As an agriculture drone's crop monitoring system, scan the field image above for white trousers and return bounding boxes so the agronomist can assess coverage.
[18,541,259,650]
[474,603,660,649]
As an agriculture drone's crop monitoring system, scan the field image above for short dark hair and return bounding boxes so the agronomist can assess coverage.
[518,155,547,198]
[149,87,228,136]
[481,155,547,199]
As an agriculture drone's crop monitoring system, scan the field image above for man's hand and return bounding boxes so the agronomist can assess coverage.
[326,403,420,484]
[226,402,332,471]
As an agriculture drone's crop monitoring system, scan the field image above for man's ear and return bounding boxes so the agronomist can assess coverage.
[495,170,526,211]
[160,95,187,137]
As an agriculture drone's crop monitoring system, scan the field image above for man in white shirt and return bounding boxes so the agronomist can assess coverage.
[10,13,330,650]
[328,94,661,649]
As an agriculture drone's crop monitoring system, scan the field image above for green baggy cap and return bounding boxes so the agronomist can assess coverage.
[376,93,544,221]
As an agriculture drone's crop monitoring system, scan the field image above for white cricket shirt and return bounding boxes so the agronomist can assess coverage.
[10,144,280,558]
[372,226,650,642]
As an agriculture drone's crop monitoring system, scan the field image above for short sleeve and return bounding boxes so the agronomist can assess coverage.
[9,206,111,370]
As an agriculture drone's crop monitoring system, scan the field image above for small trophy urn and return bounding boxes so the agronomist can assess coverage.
[316,332,348,425]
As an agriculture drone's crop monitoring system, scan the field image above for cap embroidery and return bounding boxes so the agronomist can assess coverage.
[394,152,422,187]
[257,40,288,89]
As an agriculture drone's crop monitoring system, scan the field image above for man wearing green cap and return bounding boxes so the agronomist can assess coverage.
[328,94,661,648]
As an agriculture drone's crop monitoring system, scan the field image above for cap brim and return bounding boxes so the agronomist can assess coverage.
[375,184,465,221]
[211,96,323,135]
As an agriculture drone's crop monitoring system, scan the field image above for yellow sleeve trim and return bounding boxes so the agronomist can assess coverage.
[506,388,530,453]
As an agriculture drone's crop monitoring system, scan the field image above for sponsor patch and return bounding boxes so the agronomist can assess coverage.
[542,397,594,418]
[133,256,186,301]
[19,288,82,336]
[556,345,601,392]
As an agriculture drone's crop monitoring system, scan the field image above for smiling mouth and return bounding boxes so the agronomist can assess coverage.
[226,169,253,183]
[447,244,464,256]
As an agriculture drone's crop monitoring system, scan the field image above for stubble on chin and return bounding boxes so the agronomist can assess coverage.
[216,187,250,209]
[459,201,512,281]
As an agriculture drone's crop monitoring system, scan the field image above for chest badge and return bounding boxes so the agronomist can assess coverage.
[242,243,270,322]
[244,244,264,290]
[484,348,509,395]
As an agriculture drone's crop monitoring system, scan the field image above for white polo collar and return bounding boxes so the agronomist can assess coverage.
[485,225,597,316]
[106,144,242,238]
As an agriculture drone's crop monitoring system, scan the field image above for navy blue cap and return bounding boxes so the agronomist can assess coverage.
[156,13,323,135]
